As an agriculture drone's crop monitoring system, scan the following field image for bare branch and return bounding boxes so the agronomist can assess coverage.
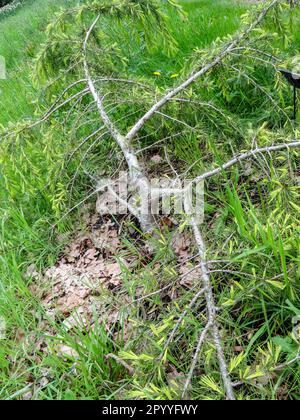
[173,98,243,135]
[105,353,135,376]
[162,286,207,362]
[125,0,280,142]
[272,354,300,371]
[134,264,202,303]
[155,111,198,132]
[231,52,278,69]
[193,140,300,184]
[151,140,300,201]
[136,131,185,154]
[76,1,295,402]
[232,46,280,62]
[182,321,213,399]
[187,212,236,400]
[83,16,155,232]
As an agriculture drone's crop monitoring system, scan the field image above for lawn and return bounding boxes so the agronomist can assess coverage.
[0,0,86,125]
[0,0,299,400]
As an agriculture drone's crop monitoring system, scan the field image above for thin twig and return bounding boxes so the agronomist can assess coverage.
[83,16,155,232]
[187,212,236,400]
[133,264,202,303]
[272,354,300,372]
[106,353,135,376]
[192,140,300,185]
[161,286,208,362]
[182,321,213,399]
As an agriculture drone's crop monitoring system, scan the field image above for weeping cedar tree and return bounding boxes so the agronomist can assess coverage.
[2,0,300,399]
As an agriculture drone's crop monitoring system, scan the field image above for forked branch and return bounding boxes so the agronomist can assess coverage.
[81,0,296,401]
[83,16,155,232]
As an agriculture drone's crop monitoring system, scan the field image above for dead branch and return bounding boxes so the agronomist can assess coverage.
[186,211,236,400]
[173,98,243,135]
[106,353,135,376]
[155,111,198,132]
[125,0,281,142]
[272,354,300,371]
[162,286,208,362]
[79,0,296,402]
[232,46,280,61]
[83,16,155,232]
[134,264,203,303]
[182,321,213,399]
[193,140,300,184]
[231,52,278,69]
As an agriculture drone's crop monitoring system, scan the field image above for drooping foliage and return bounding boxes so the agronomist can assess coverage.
[0,0,300,400]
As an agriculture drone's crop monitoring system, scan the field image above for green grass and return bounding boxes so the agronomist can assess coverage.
[0,0,246,126]
[124,0,247,79]
[0,0,300,400]
[0,0,86,125]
